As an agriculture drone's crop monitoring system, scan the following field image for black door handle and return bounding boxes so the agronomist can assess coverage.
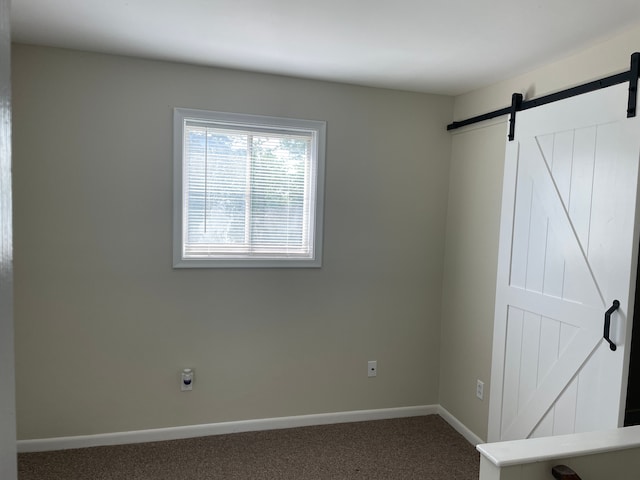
[604,300,620,351]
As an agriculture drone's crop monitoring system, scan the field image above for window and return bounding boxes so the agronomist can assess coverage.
[173,108,326,268]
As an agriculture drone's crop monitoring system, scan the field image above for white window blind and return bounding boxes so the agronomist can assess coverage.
[173,109,325,267]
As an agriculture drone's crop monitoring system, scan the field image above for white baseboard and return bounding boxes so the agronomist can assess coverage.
[18,405,441,453]
[437,405,485,446]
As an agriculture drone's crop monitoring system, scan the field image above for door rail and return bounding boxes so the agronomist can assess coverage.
[447,52,640,141]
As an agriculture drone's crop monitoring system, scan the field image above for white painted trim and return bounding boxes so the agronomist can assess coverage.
[477,424,640,467]
[172,107,326,269]
[18,405,438,453]
[0,0,16,478]
[437,405,485,446]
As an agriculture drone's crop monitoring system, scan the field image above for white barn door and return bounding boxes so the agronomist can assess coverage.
[488,83,640,442]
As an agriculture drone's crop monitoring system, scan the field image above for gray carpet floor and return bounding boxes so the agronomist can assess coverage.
[18,415,480,479]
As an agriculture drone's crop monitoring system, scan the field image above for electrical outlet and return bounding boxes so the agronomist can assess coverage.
[181,368,194,391]
[368,360,377,377]
[476,379,484,400]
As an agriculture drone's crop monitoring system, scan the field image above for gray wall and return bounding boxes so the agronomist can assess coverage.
[11,45,453,439]
[0,0,16,476]
[15,21,640,445]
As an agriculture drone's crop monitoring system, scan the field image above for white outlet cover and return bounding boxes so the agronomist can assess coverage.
[368,360,377,377]
[476,380,484,400]
[181,369,194,391]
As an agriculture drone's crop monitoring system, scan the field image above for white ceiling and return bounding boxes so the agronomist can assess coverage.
[10,0,640,95]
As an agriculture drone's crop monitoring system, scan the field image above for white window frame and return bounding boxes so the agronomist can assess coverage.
[173,108,326,268]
